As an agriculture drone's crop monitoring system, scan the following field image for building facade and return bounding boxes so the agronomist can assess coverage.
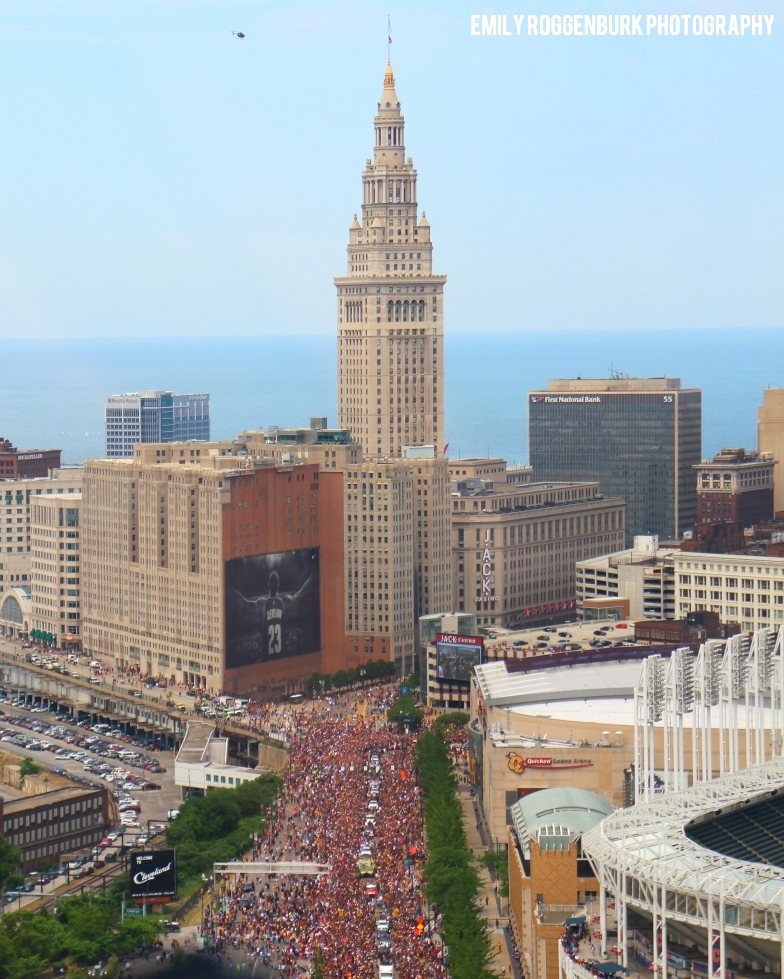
[239,428,451,676]
[0,437,61,480]
[674,551,784,632]
[30,493,83,649]
[336,64,445,459]
[80,445,346,696]
[105,392,210,458]
[0,784,111,873]
[343,458,415,673]
[758,388,784,516]
[694,447,775,526]
[529,378,701,543]
[450,470,626,629]
[0,470,83,590]
[575,536,678,621]
[508,789,611,979]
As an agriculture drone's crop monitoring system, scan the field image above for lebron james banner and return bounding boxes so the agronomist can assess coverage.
[225,548,320,668]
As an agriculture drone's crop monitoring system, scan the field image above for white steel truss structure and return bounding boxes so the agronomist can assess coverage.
[634,626,784,802]
[581,758,784,979]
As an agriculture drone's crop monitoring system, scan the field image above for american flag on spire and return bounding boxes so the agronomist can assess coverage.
[388,16,392,45]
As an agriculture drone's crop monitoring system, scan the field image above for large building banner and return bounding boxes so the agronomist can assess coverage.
[225,548,320,669]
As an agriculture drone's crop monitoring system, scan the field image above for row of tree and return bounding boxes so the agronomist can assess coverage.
[166,771,281,888]
[417,728,493,979]
[0,771,283,976]
[0,879,162,977]
[305,658,397,694]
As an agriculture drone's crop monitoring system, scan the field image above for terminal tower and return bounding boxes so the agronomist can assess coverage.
[336,63,446,459]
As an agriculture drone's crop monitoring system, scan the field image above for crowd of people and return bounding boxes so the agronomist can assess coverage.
[206,695,450,979]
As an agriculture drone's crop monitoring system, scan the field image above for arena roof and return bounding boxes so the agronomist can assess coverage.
[475,659,640,722]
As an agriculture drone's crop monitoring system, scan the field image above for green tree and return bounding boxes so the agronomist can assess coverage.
[387,691,424,730]
[417,730,492,978]
[18,758,42,778]
[0,838,21,895]
[61,903,116,964]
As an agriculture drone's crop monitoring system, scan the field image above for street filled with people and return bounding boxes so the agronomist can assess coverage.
[206,694,450,979]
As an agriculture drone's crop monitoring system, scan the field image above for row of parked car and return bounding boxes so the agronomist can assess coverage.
[0,700,165,790]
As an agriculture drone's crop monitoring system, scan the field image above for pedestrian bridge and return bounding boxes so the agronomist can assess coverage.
[213,861,329,876]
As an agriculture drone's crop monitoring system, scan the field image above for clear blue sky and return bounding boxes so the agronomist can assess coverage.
[1,0,782,338]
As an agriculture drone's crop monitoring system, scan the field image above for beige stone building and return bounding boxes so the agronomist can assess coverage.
[508,788,611,979]
[81,447,230,689]
[758,388,784,515]
[343,457,415,671]
[674,550,784,632]
[450,466,626,629]
[336,63,445,460]
[30,492,83,648]
[0,469,82,589]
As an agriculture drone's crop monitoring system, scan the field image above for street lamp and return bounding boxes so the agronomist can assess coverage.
[200,874,210,935]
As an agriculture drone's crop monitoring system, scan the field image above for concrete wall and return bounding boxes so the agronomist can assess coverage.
[256,742,289,774]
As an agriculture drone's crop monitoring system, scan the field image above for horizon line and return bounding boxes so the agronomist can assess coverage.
[2,325,782,341]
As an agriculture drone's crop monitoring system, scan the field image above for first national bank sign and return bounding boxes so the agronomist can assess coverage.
[531,395,601,404]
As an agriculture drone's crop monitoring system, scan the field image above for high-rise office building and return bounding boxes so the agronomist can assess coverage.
[336,63,445,459]
[104,391,210,458]
[529,378,701,543]
[238,426,451,675]
[450,467,625,628]
[30,492,83,649]
[81,444,347,697]
[758,388,784,515]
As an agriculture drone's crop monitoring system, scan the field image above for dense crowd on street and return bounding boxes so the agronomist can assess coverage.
[207,692,450,979]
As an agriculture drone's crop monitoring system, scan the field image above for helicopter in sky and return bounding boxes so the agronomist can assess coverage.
[232,31,245,38]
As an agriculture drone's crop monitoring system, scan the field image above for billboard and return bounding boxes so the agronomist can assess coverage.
[435,634,483,684]
[225,548,320,669]
[130,849,177,899]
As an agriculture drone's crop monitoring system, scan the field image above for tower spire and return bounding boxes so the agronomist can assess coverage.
[387,15,392,64]
[336,63,445,461]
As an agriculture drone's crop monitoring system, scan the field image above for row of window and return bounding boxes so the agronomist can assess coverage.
[679,574,783,589]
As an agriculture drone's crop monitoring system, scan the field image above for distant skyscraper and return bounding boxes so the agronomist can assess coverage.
[758,388,784,516]
[104,391,210,458]
[529,378,701,543]
[336,63,445,458]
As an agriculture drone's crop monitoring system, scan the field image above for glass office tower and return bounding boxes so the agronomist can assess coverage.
[529,378,701,544]
[105,391,210,458]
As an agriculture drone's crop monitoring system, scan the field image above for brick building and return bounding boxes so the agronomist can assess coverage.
[0,784,111,873]
[81,443,348,697]
[694,448,775,527]
[0,437,61,480]
[508,788,612,979]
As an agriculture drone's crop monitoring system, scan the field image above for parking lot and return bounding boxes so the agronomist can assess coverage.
[481,618,638,659]
[0,689,182,909]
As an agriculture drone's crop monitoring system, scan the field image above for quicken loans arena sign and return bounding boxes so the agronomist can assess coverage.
[506,753,593,774]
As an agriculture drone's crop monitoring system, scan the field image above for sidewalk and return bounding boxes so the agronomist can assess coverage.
[456,772,520,979]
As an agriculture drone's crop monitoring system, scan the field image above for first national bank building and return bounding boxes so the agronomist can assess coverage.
[529,377,701,544]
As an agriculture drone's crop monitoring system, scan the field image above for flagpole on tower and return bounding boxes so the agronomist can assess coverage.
[387,15,392,62]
